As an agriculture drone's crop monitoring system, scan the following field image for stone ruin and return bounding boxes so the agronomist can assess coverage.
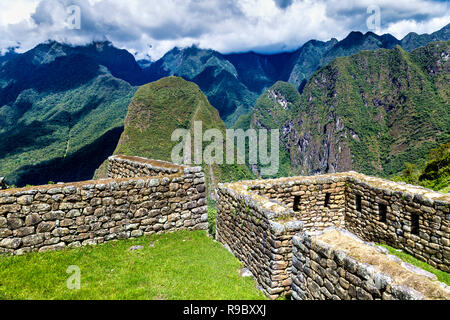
[0,155,208,255]
[216,172,450,300]
[1,155,450,300]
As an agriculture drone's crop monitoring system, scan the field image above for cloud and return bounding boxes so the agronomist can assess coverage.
[381,16,450,38]
[0,0,448,60]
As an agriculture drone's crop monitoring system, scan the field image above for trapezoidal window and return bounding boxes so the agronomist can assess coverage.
[379,203,387,223]
[411,214,420,235]
[324,193,331,208]
[356,195,362,212]
[293,196,301,212]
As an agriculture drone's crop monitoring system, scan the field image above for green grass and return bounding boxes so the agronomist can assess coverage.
[379,244,450,286]
[207,199,217,238]
[0,230,266,300]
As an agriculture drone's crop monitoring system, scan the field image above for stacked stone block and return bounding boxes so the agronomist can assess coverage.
[248,174,348,231]
[108,155,182,178]
[345,174,450,272]
[291,229,450,300]
[216,171,450,300]
[216,182,302,299]
[0,155,207,255]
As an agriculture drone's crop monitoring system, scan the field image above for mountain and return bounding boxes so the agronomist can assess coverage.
[144,24,450,126]
[401,24,450,51]
[287,32,400,89]
[245,41,450,179]
[0,48,18,66]
[1,24,448,186]
[0,41,137,186]
[141,46,258,125]
[95,76,254,192]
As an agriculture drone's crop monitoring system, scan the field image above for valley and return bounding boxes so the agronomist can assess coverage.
[0,24,449,190]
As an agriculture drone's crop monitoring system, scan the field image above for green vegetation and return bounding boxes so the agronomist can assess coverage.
[2,26,449,187]
[207,199,218,238]
[251,81,301,130]
[0,71,135,186]
[248,41,450,179]
[0,230,265,300]
[393,142,450,192]
[147,25,449,127]
[148,45,259,126]
[234,81,304,178]
[379,244,450,286]
[107,76,254,190]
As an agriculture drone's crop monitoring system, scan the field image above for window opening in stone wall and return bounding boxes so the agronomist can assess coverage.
[293,196,301,212]
[411,214,420,235]
[324,193,331,208]
[379,203,387,223]
[356,195,362,212]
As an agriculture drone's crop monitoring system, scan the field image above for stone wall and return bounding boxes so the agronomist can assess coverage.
[344,174,450,272]
[291,228,450,300]
[216,171,450,299]
[247,173,348,231]
[216,182,302,299]
[0,155,207,255]
[108,155,183,178]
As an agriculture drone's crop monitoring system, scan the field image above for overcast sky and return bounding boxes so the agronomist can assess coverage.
[0,0,448,60]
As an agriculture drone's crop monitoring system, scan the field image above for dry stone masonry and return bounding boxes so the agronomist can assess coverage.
[291,228,450,300]
[217,182,302,299]
[0,155,207,255]
[216,171,450,300]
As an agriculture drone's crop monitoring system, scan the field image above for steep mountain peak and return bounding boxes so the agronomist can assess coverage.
[90,40,114,50]
[25,40,69,65]
[110,76,253,189]
[379,33,401,46]
[339,31,365,48]
[329,38,339,44]
[336,30,400,50]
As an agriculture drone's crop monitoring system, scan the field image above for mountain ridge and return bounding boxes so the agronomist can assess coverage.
[0,24,449,186]
[245,41,450,179]
[142,23,450,124]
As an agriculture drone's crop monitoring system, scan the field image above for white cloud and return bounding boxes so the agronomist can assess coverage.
[0,0,39,25]
[0,0,448,60]
[381,15,450,38]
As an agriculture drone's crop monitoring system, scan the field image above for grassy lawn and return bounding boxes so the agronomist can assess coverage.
[380,244,450,286]
[0,230,266,300]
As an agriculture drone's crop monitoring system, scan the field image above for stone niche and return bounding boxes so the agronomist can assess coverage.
[0,155,208,256]
[216,171,450,299]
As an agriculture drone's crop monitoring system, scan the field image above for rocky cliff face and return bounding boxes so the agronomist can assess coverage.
[248,41,450,178]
